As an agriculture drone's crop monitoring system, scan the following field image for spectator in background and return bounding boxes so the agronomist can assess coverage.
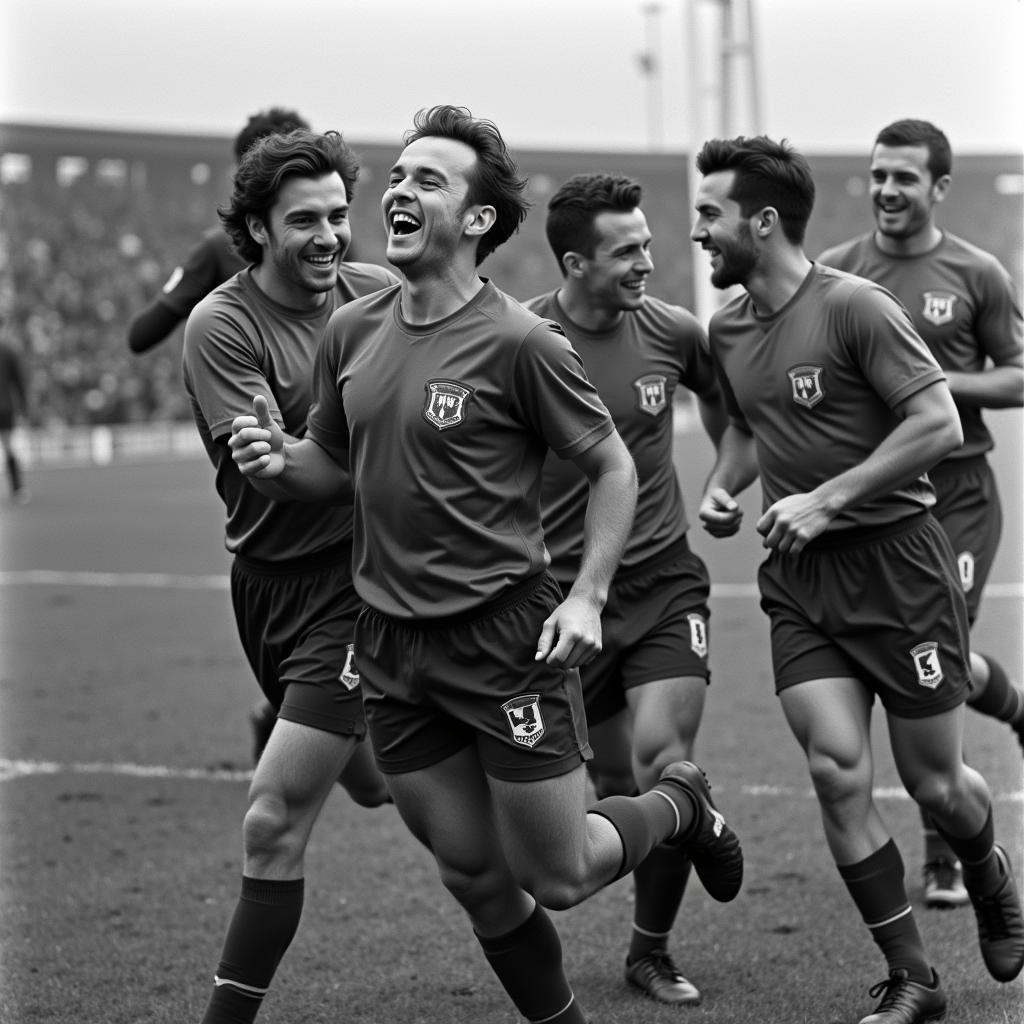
[127,107,310,355]
[0,330,30,503]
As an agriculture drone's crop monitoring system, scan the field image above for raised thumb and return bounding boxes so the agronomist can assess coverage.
[253,394,274,427]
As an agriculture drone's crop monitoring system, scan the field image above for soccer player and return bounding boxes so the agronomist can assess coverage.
[230,105,744,1024]
[818,118,1024,911]
[691,134,1023,1024]
[182,128,397,1024]
[0,332,30,503]
[526,172,727,1006]
[129,106,311,761]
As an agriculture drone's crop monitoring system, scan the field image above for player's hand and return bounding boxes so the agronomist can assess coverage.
[535,596,602,669]
[756,492,832,554]
[229,395,285,478]
[699,487,743,537]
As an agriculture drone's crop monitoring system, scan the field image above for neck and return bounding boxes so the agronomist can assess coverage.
[250,265,327,312]
[874,223,942,257]
[743,248,813,316]
[556,285,625,333]
[398,270,485,325]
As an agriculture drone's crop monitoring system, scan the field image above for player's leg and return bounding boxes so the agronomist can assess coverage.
[201,721,362,1024]
[0,426,26,502]
[779,676,946,1023]
[385,747,590,1024]
[621,675,706,1004]
[888,706,1024,983]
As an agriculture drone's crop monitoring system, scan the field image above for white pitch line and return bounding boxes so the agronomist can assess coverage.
[0,758,1019,802]
[1,570,1021,600]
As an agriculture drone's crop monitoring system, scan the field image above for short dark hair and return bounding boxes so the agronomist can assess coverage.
[219,130,360,265]
[874,118,952,181]
[404,105,529,265]
[544,173,643,273]
[232,107,311,162]
[695,135,815,245]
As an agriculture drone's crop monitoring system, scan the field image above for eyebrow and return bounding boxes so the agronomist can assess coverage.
[388,161,452,182]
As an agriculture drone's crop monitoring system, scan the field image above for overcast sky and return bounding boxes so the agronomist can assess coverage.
[1,0,1021,153]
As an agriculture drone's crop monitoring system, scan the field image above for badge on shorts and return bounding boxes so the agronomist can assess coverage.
[339,643,359,691]
[787,365,825,409]
[633,374,668,417]
[910,642,944,689]
[922,291,957,326]
[423,379,473,431]
[501,694,545,748]
[687,613,708,658]
[957,551,975,594]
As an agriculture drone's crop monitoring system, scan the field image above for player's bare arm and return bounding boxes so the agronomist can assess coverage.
[699,419,758,538]
[943,354,1024,409]
[536,429,637,669]
[757,379,963,554]
[230,394,349,502]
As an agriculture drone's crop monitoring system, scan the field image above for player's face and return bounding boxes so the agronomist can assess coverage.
[691,170,759,289]
[382,136,482,272]
[256,172,351,303]
[576,208,653,313]
[869,143,946,242]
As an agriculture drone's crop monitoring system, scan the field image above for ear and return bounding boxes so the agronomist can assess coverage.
[245,213,269,248]
[562,251,586,279]
[752,206,779,238]
[463,204,497,239]
[931,174,951,205]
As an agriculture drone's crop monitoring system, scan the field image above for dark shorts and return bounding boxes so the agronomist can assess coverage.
[566,536,712,727]
[930,455,1002,625]
[230,542,366,737]
[0,411,14,432]
[758,512,971,719]
[356,572,592,782]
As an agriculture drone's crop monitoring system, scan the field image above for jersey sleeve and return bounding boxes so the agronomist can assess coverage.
[674,311,718,397]
[510,321,613,458]
[305,312,351,452]
[159,235,226,318]
[182,298,280,442]
[973,257,1024,366]
[840,282,945,408]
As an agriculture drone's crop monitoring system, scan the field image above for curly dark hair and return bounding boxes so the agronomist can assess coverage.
[219,130,360,265]
[232,107,310,162]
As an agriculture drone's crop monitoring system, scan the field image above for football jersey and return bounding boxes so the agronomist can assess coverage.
[709,263,943,532]
[527,290,715,582]
[159,227,246,318]
[182,261,398,561]
[818,232,1023,461]
[307,280,615,620]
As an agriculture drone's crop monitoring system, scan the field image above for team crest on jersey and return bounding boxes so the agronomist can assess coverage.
[788,365,825,409]
[423,379,473,431]
[339,643,359,691]
[910,642,944,689]
[921,291,957,326]
[633,374,668,417]
[687,613,708,658]
[501,694,545,748]
[957,551,975,594]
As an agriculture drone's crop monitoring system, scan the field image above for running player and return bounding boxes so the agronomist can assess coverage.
[230,105,744,1024]
[818,118,1024,911]
[692,133,1023,1024]
[0,332,30,503]
[182,128,396,1024]
[526,172,727,1006]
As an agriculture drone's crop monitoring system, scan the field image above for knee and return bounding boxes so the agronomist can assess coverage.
[907,772,958,816]
[530,875,589,912]
[806,749,867,806]
[242,792,293,857]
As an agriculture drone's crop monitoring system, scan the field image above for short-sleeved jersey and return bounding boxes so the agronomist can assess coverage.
[182,262,398,561]
[818,231,1023,462]
[307,280,615,620]
[526,290,715,582]
[159,227,246,319]
[709,263,944,532]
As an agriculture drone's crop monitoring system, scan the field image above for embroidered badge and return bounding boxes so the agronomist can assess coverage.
[921,291,957,327]
[501,694,546,748]
[957,551,975,594]
[423,379,473,431]
[633,374,668,417]
[910,642,944,689]
[787,365,825,409]
[339,644,359,691]
[687,613,708,658]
